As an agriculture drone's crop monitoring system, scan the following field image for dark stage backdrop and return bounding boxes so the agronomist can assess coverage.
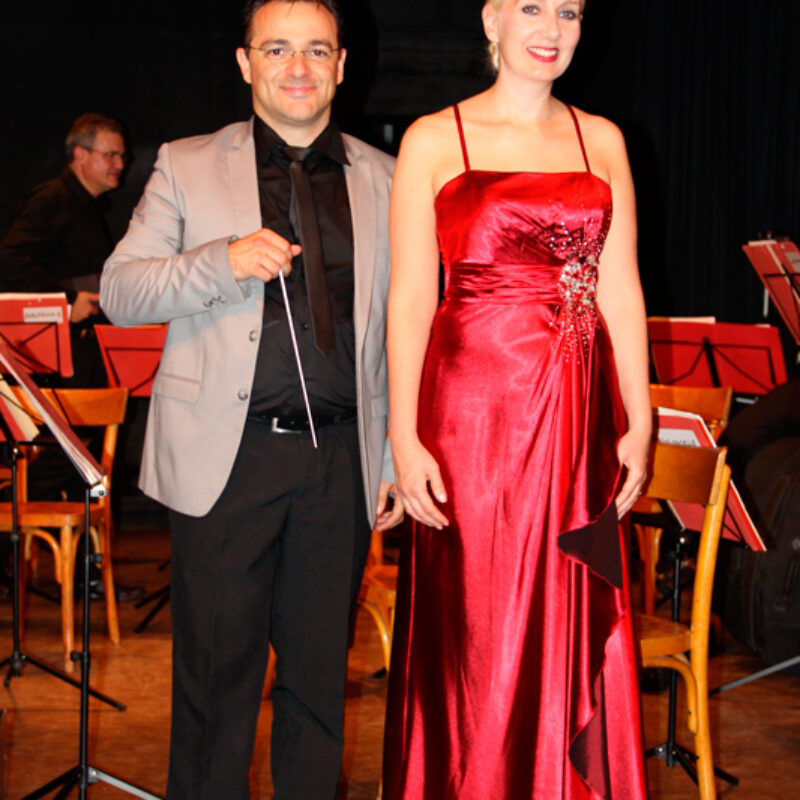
[1,0,798,337]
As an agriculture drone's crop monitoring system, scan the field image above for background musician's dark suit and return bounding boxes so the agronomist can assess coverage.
[100,2,401,797]
[0,112,125,387]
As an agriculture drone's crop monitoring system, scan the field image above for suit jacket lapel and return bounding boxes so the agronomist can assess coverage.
[227,119,262,240]
[344,139,377,350]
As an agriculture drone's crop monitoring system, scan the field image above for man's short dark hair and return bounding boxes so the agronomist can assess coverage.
[241,0,343,48]
[65,113,124,162]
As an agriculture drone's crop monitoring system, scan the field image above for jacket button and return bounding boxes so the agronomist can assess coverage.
[237,389,249,401]
[249,329,258,342]
[301,322,310,330]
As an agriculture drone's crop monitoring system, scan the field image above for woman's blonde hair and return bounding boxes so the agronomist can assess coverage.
[485,0,586,72]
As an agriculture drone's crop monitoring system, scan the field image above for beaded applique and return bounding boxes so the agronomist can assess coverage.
[547,220,607,353]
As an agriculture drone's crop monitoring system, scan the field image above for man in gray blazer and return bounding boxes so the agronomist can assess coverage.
[100,1,401,797]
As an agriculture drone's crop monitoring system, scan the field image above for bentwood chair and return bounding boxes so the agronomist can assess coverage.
[635,384,733,614]
[358,529,398,673]
[637,442,731,800]
[649,384,733,441]
[0,387,128,669]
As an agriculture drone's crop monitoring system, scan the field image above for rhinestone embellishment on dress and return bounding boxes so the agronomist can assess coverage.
[558,252,598,316]
[547,218,607,353]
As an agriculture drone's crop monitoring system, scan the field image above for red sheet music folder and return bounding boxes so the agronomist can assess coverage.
[742,240,800,345]
[648,317,786,395]
[94,324,167,398]
[654,408,765,551]
[0,294,73,377]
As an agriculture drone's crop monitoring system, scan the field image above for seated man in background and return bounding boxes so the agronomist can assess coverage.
[0,112,126,386]
[0,114,138,601]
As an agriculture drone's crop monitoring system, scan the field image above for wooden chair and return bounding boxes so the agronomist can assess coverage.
[635,384,733,614]
[649,384,733,441]
[0,387,129,669]
[637,442,731,800]
[358,529,398,673]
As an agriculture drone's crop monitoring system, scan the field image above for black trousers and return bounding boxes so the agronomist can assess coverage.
[165,419,371,799]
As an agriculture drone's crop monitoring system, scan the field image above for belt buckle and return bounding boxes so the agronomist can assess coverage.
[270,417,304,435]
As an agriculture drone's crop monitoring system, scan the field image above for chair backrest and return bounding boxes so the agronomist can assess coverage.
[650,384,733,441]
[643,442,731,663]
[10,386,129,490]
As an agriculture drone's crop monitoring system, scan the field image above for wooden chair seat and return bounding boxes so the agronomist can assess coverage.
[637,612,692,659]
[0,501,104,527]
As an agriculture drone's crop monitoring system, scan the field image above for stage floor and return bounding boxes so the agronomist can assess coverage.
[1,517,799,798]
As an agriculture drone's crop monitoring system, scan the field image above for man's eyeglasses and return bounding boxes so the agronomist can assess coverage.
[81,146,128,164]
[244,45,340,63]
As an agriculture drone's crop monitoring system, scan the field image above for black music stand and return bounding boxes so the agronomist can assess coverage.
[648,318,787,395]
[759,271,800,350]
[0,389,122,708]
[743,240,800,346]
[0,339,162,800]
[0,337,123,711]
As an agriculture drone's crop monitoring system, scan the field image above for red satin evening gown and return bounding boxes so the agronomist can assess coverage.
[383,105,647,799]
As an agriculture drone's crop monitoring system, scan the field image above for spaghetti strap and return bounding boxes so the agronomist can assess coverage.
[566,105,591,174]
[453,104,471,171]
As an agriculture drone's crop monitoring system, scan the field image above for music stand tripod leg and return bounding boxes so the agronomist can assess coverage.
[133,582,170,634]
[87,768,163,800]
[23,487,165,800]
[711,654,800,695]
[19,766,80,800]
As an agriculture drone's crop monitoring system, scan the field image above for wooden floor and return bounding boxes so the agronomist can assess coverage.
[1,518,799,799]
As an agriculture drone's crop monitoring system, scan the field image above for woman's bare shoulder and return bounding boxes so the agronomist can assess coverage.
[567,106,631,185]
[569,106,627,154]
[396,106,469,194]
[401,106,460,150]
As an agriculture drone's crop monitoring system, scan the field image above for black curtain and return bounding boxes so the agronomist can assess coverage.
[562,0,800,325]
[1,0,799,332]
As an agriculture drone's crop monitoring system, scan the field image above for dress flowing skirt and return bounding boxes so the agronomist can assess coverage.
[383,283,647,799]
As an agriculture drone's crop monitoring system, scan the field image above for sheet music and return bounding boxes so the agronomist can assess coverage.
[654,407,765,551]
[0,376,39,442]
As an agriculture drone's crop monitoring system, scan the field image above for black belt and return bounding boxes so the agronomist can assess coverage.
[248,410,357,434]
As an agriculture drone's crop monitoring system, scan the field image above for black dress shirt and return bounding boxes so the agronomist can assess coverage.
[0,168,112,303]
[248,117,357,418]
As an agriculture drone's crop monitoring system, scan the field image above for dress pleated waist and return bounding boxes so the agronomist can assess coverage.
[445,261,564,303]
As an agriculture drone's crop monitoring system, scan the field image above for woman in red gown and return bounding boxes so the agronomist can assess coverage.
[383,1,650,798]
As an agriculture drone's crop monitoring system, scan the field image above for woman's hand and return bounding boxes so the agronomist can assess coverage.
[375,481,404,531]
[615,427,651,518]
[392,439,449,529]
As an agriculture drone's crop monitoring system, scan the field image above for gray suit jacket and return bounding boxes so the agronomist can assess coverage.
[100,120,394,523]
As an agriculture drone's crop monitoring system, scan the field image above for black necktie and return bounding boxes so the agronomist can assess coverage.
[283,146,335,355]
